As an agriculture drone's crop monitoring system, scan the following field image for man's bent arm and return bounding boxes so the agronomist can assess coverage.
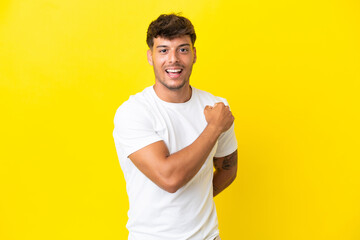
[128,102,234,193]
[213,150,238,197]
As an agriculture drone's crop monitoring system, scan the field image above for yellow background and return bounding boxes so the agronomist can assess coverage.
[1,0,359,239]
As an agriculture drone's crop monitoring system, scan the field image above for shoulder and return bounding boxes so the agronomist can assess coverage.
[114,87,154,124]
[193,87,230,106]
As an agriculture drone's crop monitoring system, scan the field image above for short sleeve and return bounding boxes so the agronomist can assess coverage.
[213,97,238,158]
[214,123,238,158]
[113,101,162,158]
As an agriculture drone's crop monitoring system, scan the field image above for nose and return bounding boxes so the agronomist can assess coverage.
[168,49,179,63]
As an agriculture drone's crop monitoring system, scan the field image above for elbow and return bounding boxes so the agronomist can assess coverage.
[157,164,184,193]
[158,176,183,193]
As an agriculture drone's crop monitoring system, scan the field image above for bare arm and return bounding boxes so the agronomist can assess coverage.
[128,102,234,193]
[213,150,238,197]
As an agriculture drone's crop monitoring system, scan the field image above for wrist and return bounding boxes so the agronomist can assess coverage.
[205,124,222,139]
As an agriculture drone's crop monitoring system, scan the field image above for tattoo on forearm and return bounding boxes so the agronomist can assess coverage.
[213,158,220,170]
[222,155,237,170]
[212,150,238,196]
[214,150,238,170]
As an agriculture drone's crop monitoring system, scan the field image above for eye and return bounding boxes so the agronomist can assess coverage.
[179,48,189,53]
[159,49,167,53]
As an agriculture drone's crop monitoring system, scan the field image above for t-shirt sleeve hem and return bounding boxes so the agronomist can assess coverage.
[123,136,163,158]
[213,144,238,158]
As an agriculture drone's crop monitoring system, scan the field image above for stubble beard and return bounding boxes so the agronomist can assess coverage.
[158,77,187,90]
[153,65,193,91]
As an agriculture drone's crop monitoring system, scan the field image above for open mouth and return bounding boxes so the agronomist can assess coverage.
[165,68,183,78]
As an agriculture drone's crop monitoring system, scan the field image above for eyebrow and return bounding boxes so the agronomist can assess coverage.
[156,43,191,48]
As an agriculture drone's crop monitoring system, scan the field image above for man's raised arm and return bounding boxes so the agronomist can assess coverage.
[128,102,234,193]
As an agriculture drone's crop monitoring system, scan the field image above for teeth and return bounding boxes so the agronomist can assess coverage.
[166,69,181,73]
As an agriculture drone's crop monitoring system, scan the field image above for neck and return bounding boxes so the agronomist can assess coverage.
[153,83,192,103]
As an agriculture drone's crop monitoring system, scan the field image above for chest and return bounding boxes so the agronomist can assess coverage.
[152,103,208,154]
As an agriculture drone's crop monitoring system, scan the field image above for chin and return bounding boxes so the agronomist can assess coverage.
[162,79,187,90]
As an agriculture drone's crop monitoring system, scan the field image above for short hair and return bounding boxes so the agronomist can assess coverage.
[146,13,196,49]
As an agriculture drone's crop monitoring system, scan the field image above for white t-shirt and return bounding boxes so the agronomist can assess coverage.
[113,86,237,240]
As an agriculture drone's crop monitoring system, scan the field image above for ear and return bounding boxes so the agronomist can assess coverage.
[193,47,197,64]
[147,49,153,66]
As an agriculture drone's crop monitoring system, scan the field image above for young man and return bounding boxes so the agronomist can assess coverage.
[113,14,238,240]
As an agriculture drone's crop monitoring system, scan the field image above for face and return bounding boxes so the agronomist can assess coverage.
[147,35,197,91]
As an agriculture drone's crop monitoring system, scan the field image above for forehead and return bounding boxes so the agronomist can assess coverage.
[153,35,193,48]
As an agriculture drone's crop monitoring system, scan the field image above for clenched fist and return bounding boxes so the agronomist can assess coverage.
[204,102,234,134]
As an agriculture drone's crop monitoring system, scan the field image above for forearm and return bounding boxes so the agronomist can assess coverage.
[163,124,222,191]
[212,150,238,197]
[213,170,236,197]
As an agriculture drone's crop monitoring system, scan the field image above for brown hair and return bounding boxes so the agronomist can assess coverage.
[146,13,196,49]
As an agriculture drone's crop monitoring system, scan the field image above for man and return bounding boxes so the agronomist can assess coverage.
[113,13,238,240]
